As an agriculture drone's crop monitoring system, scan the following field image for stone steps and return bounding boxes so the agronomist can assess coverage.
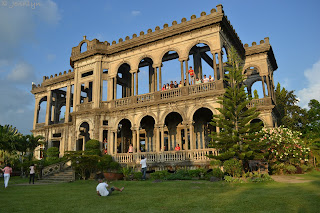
[40,168,74,183]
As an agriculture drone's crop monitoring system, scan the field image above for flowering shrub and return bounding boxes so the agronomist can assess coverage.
[255,126,310,165]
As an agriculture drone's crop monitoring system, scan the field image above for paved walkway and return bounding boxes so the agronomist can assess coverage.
[271,175,313,183]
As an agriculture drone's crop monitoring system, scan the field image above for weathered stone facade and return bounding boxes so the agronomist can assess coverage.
[31,4,278,169]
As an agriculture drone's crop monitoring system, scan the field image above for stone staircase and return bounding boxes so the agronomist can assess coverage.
[38,167,75,183]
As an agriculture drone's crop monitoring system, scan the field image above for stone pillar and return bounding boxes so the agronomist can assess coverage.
[189,122,194,150]
[261,76,266,97]
[33,98,39,129]
[156,126,160,152]
[94,58,102,108]
[180,60,184,85]
[158,66,162,90]
[73,68,79,111]
[133,131,137,154]
[160,126,164,151]
[185,60,189,85]
[65,84,71,123]
[184,125,189,150]
[135,70,138,96]
[113,76,117,100]
[202,126,205,149]
[114,130,118,154]
[193,49,202,79]
[109,131,114,155]
[45,90,52,125]
[212,52,217,80]
[266,75,271,97]
[154,65,158,92]
[145,131,149,152]
[131,71,134,96]
[218,51,223,80]
[136,129,140,152]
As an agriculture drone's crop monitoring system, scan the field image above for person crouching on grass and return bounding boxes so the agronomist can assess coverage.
[96,179,124,197]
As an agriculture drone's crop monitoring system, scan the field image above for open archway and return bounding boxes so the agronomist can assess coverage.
[193,107,214,149]
[117,119,132,153]
[140,116,155,152]
[116,63,132,99]
[164,112,183,150]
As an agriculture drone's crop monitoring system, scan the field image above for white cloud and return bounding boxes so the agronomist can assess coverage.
[7,61,36,84]
[297,59,320,109]
[131,10,141,16]
[36,0,61,25]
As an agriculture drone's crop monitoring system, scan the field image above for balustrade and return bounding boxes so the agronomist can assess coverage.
[160,87,182,99]
[113,149,217,164]
[189,81,216,95]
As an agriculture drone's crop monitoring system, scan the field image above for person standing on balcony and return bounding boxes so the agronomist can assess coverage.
[140,156,147,180]
[170,81,174,89]
[174,144,181,151]
[195,78,202,84]
[209,75,214,82]
[1,163,12,188]
[174,81,179,88]
[162,84,166,91]
[178,81,183,87]
[188,66,195,85]
[128,144,133,153]
[203,75,209,83]
[166,83,170,90]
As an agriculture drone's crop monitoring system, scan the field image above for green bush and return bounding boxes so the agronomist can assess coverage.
[300,164,313,173]
[188,169,201,178]
[98,155,120,172]
[150,171,169,180]
[85,139,101,155]
[224,175,244,183]
[246,173,274,182]
[210,160,222,167]
[167,169,192,180]
[284,164,297,174]
[133,172,142,180]
[223,158,243,177]
[212,168,224,179]
[46,147,59,160]
[270,163,285,175]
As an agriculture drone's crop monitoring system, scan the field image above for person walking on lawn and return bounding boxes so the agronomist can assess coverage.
[140,156,147,180]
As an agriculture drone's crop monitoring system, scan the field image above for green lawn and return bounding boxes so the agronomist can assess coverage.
[1,172,320,213]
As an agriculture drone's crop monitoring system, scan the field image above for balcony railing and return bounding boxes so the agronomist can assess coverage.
[189,81,216,95]
[113,148,218,164]
[247,97,272,108]
[160,87,182,99]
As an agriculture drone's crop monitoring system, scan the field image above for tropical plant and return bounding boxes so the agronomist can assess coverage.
[209,47,263,161]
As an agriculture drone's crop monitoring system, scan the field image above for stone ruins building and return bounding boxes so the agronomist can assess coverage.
[31,4,278,169]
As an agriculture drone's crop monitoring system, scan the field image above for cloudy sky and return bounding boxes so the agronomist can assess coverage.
[0,0,319,134]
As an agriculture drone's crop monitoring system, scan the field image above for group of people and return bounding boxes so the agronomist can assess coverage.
[161,66,214,91]
[1,163,36,188]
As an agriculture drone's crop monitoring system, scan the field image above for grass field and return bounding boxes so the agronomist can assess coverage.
[0,172,319,213]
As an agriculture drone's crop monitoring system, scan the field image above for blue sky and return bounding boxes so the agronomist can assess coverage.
[0,0,319,134]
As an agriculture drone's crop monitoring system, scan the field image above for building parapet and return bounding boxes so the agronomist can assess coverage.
[70,4,244,66]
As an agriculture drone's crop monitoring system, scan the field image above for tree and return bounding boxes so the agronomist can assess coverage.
[209,47,263,161]
[275,83,307,132]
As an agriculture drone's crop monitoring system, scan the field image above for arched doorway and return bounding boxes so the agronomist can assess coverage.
[193,108,214,149]
[164,112,183,150]
[140,116,155,152]
[117,119,132,153]
[116,63,132,99]
[77,122,90,151]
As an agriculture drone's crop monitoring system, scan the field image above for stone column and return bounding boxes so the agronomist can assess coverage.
[45,90,52,125]
[201,125,205,149]
[218,51,223,80]
[189,121,194,150]
[131,71,134,96]
[185,60,189,85]
[33,98,39,129]
[114,130,118,154]
[73,68,79,111]
[65,84,71,123]
[136,129,140,152]
[113,76,117,100]
[156,126,160,152]
[153,65,158,92]
[94,57,102,108]
[184,125,189,150]
[109,131,114,155]
[180,60,184,85]
[145,131,149,152]
[160,126,164,151]
[158,66,162,90]
[261,76,266,97]
[212,52,217,80]
[135,70,138,96]
[132,129,136,153]
[266,75,271,97]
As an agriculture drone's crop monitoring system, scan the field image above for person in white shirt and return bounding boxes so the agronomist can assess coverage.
[96,179,124,196]
[203,75,209,83]
[140,156,147,180]
[29,164,35,184]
